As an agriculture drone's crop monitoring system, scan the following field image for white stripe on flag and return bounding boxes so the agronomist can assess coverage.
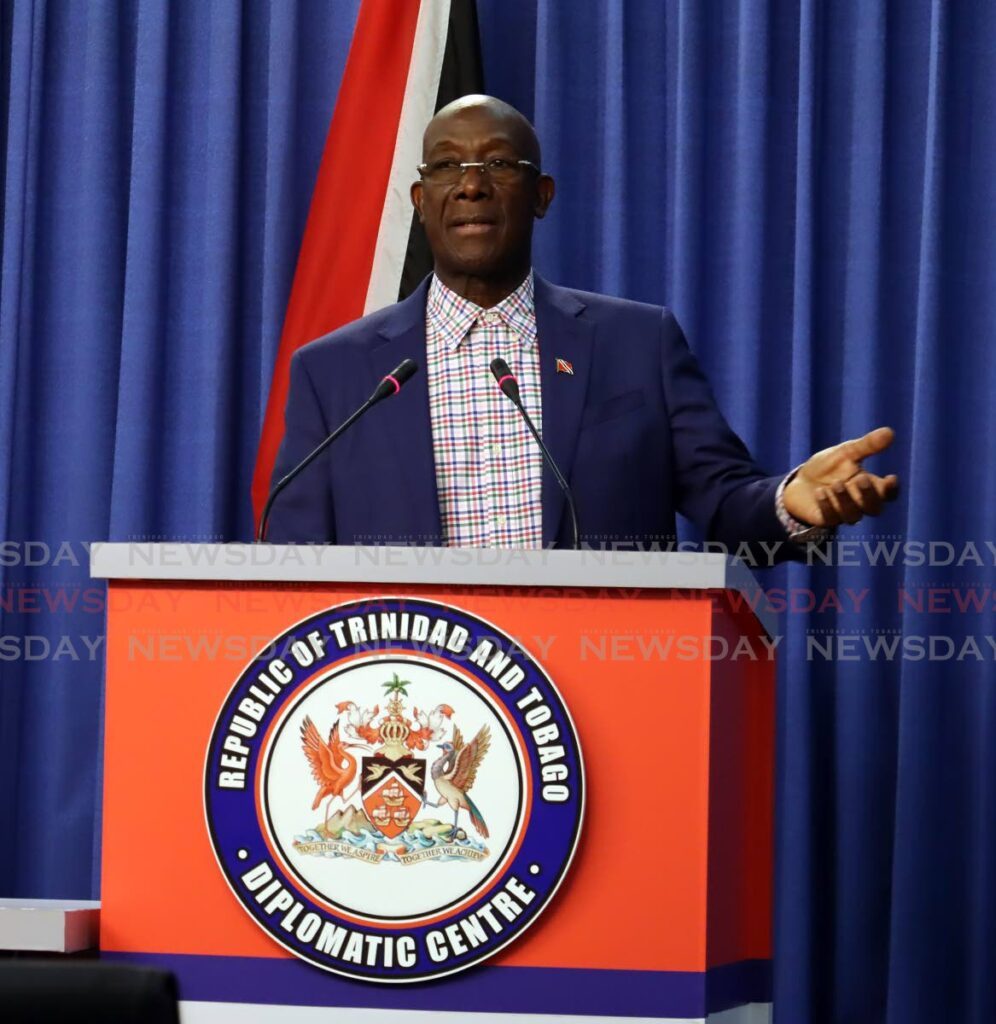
[363,0,452,314]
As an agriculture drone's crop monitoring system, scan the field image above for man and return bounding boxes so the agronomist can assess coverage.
[266,95,898,552]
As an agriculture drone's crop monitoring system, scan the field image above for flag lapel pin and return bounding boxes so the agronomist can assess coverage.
[555,358,574,375]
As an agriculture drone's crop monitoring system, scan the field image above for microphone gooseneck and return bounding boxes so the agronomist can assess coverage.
[256,358,418,543]
[488,357,581,550]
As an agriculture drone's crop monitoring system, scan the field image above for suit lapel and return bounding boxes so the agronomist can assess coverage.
[534,275,594,546]
[368,280,443,545]
[365,274,594,548]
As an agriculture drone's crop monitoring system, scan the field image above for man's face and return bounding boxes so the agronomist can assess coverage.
[411,106,554,285]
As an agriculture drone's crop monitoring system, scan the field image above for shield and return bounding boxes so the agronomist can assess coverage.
[361,755,426,839]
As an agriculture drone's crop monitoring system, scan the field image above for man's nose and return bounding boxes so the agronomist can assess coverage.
[453,164,491,199]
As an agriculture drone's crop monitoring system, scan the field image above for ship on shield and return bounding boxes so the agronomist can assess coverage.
[360,681,427,837]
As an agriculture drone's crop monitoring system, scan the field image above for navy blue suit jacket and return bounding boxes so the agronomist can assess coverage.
[267,275,788,550]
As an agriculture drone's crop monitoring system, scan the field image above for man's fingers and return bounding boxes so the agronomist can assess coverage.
[807,469,899,532]
[830,481,864,525]
[814,488,840,527]
[861,473,900,500]
[849,474,883,516]
[842,426,895,463]
[815,484,860,526]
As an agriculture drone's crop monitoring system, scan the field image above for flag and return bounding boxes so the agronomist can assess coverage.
[251,0,484,526]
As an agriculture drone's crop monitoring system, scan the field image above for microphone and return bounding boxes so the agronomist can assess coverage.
[256,358,418,543]
[489,357,581,550]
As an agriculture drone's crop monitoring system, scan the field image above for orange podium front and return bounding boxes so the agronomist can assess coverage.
[91,544,775,1024]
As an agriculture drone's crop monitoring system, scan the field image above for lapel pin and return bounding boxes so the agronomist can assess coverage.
[555,358,574,375]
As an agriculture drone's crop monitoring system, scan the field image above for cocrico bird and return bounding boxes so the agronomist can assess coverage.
[430,724,491,838]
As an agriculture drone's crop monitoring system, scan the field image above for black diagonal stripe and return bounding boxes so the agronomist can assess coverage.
[398,0,484,300]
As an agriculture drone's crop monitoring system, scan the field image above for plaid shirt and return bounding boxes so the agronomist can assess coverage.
[425,273,544,547]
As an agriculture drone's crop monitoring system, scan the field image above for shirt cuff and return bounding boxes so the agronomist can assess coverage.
[775,467,834,544]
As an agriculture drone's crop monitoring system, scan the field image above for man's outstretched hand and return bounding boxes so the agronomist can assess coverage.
[782,426,900,528]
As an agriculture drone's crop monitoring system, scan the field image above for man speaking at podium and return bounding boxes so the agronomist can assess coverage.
[266,95,897,553]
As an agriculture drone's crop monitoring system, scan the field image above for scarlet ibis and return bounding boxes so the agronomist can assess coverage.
[300,717,363,832]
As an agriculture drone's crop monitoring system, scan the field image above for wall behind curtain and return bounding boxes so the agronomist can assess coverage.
[2,2,995,1022]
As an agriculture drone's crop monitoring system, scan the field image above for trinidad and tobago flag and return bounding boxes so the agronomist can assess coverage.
[251,0,483,525]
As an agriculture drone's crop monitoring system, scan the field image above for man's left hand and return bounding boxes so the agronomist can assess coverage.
[782,426,900,528]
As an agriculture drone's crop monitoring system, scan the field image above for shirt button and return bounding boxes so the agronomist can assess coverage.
[482,312,501,326]
[497,514,507,526]
[491,444,502,455]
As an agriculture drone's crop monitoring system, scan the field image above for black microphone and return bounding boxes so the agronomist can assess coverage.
[489,357,581,550]
[256,358,418,543]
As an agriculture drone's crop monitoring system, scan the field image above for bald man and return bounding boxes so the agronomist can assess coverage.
[266,95,898,554]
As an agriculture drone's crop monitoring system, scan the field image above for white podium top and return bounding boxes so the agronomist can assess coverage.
[90,544,775,635]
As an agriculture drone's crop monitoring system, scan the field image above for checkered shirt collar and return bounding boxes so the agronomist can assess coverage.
[426,272,537,352]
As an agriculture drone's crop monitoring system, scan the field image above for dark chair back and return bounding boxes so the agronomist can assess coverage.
[0,961,179,1024]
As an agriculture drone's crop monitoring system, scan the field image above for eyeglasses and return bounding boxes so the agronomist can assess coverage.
[417,158,541,186]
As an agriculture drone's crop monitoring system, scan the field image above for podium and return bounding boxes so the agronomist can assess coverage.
[91,544,775,1024]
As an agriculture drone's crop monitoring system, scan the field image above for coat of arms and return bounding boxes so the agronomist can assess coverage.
[294,674,491,865]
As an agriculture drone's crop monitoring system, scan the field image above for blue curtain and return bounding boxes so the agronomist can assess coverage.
[0,0,361,897]
[2,1,994,1022]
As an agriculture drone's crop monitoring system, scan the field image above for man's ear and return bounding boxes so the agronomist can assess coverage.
[411,181,425,223]
[534,174,555,219]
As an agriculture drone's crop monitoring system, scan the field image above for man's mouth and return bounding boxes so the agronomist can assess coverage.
[449,217,497,236]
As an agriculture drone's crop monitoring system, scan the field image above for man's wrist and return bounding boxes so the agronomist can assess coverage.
[776,469,834,544]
